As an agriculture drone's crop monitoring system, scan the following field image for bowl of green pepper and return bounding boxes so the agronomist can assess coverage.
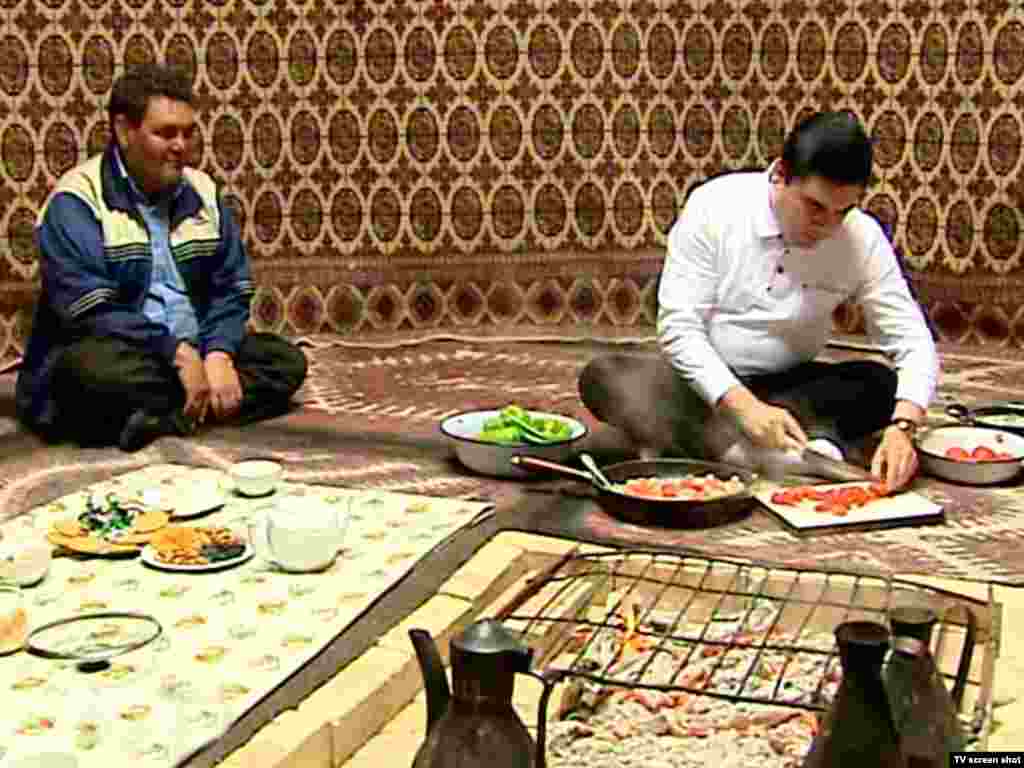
[440,405,588,478]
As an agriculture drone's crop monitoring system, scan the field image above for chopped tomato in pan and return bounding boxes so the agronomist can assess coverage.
[618,474,745,501]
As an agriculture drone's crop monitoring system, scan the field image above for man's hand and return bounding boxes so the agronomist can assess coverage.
[204,351,243,422]
[870,402,925,490]
[174,342,210,424]
[871,426,919,490]
[718,386,808,452]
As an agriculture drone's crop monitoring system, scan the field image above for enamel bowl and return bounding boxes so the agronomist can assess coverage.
[916,425,1024,485]
[440,409,588,478]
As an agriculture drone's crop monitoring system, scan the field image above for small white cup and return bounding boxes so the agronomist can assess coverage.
[227,460,283,498]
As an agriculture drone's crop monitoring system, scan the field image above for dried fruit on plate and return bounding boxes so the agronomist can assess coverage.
[151,525,244,565]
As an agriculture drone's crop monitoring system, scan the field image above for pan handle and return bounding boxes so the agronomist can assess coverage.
[510,455,594,482]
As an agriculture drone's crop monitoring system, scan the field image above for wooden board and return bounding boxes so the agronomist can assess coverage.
[754,481,945,535]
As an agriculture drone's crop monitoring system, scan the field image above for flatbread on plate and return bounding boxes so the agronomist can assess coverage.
[52,519,85,537]
[132,510,170,533]
[46,510,170,555]
[46,532,140,555]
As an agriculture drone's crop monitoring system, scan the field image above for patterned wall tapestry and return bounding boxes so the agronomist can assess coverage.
[1,0,1022,367]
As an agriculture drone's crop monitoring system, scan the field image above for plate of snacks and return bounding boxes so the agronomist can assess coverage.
[141,525,252,572]
[46,493,170,556]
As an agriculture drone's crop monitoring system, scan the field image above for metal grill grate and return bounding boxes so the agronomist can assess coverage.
[496,550,995,730]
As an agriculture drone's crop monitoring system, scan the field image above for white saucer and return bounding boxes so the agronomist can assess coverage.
[168,492,227,520]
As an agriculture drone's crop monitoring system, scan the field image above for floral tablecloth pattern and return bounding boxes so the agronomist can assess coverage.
[0,463,493,766]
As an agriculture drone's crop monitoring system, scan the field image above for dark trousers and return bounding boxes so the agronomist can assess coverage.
[49,332,308,446]
[578,352,897,459]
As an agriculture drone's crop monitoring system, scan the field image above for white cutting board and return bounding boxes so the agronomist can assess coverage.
[754,481,945,534]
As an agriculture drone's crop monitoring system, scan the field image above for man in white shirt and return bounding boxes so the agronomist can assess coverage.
[579,111,938,490]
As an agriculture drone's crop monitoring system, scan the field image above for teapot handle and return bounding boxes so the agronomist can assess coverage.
[522,668,565,768]
[943,602,977,711]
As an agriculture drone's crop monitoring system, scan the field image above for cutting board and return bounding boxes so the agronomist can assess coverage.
[754,481,945,535]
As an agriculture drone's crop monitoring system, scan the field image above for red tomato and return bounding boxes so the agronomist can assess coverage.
[815,501,849,516]
[971,445,997,461]
[945,446,970,460]
[996,452,1014,460]
[838,487,870,507]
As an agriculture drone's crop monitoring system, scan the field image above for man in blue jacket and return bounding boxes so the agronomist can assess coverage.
[16,63,307,451]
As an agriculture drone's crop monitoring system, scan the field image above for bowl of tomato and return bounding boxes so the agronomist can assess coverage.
[916,425,1024,485]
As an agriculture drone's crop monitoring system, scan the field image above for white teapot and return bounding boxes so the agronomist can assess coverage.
[247,498,348,573]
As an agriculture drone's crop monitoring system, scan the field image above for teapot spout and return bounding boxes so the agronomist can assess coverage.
[409,629,450,732]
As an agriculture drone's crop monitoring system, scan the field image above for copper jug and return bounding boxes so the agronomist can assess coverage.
[884,605,975,768]
[802,620,907,768]
[409,619,560,768]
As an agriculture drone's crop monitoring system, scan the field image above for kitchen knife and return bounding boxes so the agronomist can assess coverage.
[756,441,876,483]
[799,445,876,482]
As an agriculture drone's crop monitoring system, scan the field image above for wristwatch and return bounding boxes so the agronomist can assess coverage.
[889,418,919,436]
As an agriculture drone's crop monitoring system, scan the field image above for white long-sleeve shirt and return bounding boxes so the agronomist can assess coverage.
[657,166,939,410]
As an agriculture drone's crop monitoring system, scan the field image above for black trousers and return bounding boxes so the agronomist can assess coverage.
[49,332,308,446]
[578,352,897,459]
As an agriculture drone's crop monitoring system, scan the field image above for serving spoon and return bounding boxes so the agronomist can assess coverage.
[580,452,614,489]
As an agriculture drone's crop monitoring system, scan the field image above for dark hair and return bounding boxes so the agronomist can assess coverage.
[108,63,193,125]
[780,111,873,186]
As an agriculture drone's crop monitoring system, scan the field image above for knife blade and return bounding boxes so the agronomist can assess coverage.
[799,445,876,482]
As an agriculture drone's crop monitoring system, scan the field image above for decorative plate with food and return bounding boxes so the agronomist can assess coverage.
[46,493,170,556]
[142,525,251,572]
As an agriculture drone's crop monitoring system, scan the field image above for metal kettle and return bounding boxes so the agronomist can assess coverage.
[884,604,975,767]
[409,619,559,768]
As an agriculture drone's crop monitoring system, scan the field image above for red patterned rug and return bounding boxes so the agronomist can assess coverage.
[4,336,1024,583]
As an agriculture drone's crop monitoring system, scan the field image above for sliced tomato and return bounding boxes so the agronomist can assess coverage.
[771,490,800,505]
[659,482,680,497]
[869,482,891,498]
[945,446,970,460]
[971,445,997,461]
[815,501,849,516]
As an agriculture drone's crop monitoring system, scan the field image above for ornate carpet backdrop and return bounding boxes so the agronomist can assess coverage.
[1,0,1023,367]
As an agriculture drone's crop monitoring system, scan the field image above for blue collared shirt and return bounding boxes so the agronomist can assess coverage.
[115,149,199,344]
